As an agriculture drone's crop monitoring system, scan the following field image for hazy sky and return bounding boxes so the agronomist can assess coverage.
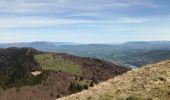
[0,0,170,43]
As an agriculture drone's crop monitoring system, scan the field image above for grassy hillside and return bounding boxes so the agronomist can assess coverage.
[59,60,170,100]
[34,54,80,74]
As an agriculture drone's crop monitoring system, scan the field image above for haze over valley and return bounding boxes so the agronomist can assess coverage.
[1,41,170,68]
[0,0,170,100]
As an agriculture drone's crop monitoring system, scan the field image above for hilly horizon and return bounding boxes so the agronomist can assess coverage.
[0,0,170,99]
[1,41,170,68]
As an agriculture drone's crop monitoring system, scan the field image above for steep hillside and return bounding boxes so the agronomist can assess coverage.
[0,47,129,100]
[59,60,170,100]
[0,47,42,89]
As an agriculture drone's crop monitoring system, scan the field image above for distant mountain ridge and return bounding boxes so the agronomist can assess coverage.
[1,41,170,50]
[1,41,170,68]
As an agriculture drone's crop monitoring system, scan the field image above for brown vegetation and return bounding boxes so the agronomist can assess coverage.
[0,47,130,100]
[59,60,170,100]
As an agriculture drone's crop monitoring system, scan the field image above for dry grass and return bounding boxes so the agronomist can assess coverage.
[58,60,170,100]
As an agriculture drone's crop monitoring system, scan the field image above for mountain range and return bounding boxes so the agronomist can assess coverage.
[1,41,170,68]
[0,41,170,100]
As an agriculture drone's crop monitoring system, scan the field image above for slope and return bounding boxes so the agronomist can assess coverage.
[59,60,170,100]
[0,47,129,100]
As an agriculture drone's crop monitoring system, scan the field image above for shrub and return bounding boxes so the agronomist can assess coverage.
[90,81,94,87]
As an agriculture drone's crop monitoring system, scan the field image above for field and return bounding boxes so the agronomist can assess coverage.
[34,54,81,74]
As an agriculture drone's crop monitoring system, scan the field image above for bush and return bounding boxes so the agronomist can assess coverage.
[90,81,94,87]
[69,82,83,93]
[83,84,88,89]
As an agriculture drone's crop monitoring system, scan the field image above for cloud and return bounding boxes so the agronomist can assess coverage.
[0,16,147,29]
[0,0,167,30]
[0,17,95,28]
[0,0,164,29]
[0,0,169,44]
[0,0,161,16]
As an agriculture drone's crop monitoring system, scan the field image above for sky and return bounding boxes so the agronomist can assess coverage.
[0,0,170,43]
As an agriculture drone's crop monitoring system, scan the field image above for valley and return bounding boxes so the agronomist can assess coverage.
[0,41,170,100]
[0,0,169,99]
[1,41,170,68]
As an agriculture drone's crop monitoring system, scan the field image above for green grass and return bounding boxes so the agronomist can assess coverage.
[34,54,80,74]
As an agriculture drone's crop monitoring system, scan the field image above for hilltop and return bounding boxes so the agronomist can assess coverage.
[59,60,170,100]
[0,47,129,100]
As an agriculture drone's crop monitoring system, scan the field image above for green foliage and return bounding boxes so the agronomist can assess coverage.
[69,82,83,93]
[69,80,92,93]
[0,48,45,89]
[83,84,88,90]
[89,81,94,87]
[0,70,45,90]
[34,54,80,74]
